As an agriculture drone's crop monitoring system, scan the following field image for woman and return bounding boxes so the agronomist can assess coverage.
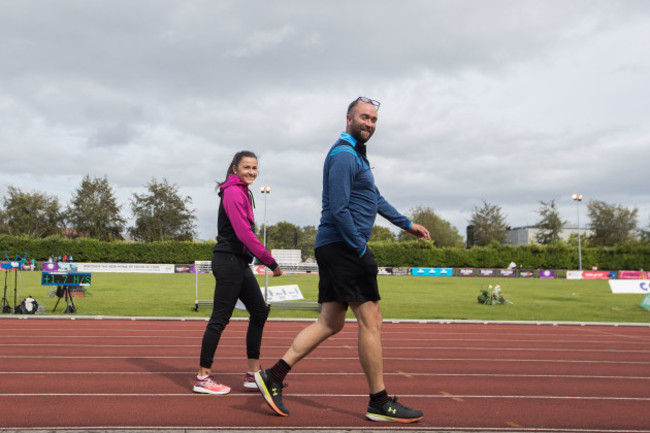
[193,151,283,395]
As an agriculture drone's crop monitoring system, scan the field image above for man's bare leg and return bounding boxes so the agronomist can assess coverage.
[349,300,384,394]
[282,301,347,366]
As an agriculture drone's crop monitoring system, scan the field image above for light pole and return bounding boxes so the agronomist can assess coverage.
[572,193,583,271]
[260,186,271,301]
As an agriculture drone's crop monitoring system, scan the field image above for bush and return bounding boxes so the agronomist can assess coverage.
[1,234,649,269]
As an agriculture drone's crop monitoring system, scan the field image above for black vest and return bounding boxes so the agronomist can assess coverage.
[212,192,256,261]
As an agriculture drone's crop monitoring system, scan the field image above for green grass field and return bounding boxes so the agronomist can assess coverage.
[3,271,649,323]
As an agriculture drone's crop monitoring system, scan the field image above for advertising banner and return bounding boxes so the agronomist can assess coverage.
[42,262,59,272]
[411,267,453,277]
[74,262,175,274]
[568,270,616,280]
[584,270,616,280]
[378,267,410,275]
[457,268,475,277]
[609,280,650,294]
[175,265,192,273]
[498,269,517,277]
[518,270,535,278]
[619,271,649,280]
[539,270,555,279]
[566,270,583,280]
[477,268,496,277]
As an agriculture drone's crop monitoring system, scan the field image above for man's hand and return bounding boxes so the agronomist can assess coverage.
[408,223,430,241]
[272,265,284,277]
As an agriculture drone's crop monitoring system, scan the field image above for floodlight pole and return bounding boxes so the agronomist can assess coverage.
[260,186,271,301]
[572,193,583,271]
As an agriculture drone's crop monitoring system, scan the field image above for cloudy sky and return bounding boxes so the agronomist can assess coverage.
[1,0,649,242]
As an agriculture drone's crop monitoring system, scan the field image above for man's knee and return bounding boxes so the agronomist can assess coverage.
[350,301,383,330]
[318,303,347,335]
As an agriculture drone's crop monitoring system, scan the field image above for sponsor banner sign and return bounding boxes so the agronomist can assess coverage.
[568,270,616,280]
[74,262,175,274]
[57,262,78,272]
[518,270,535,278]
[619,271,649,280]
[477,268,496,277]
[584,270,616,280]
[566,270,583,280]
[42,262,59,272]
[457,268,475,277]
[175,265,192,273]
[378,267,410,276]
[609,280,650,294]
[498,269,517,277]
[411,267,453,277]
[235,284,304,310]
[539,270,555,279]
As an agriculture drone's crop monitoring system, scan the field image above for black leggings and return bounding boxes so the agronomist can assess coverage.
[199,252,269,369]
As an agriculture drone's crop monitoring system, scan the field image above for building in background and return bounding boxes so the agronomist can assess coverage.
[505,225,593,246]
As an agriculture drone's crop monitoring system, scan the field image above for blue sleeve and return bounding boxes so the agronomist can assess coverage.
[328,152,367,255]
[376,187,412,231]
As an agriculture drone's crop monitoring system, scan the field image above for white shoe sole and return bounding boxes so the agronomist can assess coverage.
[193,385,230,395]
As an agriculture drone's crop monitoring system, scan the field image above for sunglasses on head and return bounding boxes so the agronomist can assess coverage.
[356,96,381,110]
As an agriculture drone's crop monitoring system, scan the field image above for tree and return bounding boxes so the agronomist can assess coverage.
[397,205,464,247]
[641,216,650,245]
[586,200,638,246]
[0,186,63,237]
[66,175,126,241]
[262,221,299,250]
[370,225,395,242]
[467,200,508,247]
[535,199,566,244]
[258,222,318,259]
[297,225,317,258]
[129,178,198,242]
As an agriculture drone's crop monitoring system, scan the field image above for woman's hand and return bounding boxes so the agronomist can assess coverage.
[272,265,284,277]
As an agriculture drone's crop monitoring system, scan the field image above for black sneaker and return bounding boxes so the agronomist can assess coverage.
[366,396,423,423]
[255,369,289,416]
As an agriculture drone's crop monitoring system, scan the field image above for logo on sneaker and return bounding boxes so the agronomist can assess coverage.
[388,407,396,414]
[272,387,279,396]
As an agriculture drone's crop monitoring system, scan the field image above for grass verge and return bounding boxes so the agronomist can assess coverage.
[2,271,649,323]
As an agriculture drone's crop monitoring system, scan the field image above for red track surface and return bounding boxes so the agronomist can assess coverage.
[1,317,649,432]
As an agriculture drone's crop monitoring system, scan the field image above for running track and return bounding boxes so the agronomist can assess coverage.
[1,317,649,432]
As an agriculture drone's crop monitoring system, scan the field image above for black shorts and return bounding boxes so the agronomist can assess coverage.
[315,242,380,305]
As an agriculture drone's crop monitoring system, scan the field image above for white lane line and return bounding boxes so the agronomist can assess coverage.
[1,371,649,380]
[1,355,649,365]
[0,393,648,401]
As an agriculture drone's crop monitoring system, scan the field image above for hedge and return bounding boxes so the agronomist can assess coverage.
[1,235,649,270]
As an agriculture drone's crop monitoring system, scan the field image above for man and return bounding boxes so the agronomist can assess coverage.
[255,97,430,423]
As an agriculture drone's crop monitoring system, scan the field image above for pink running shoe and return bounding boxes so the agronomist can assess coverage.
[193,375,231,395]
[243,372,258,390]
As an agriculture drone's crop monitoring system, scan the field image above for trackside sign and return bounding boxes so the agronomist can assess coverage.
[608,280,650,294]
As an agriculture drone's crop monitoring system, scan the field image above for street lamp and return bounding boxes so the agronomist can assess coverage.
[572,193,583,271]
[260,186,271,301]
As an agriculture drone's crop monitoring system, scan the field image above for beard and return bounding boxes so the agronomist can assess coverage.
[350,123,374,144]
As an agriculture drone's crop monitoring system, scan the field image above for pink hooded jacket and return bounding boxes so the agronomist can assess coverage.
[216,174,277,269]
